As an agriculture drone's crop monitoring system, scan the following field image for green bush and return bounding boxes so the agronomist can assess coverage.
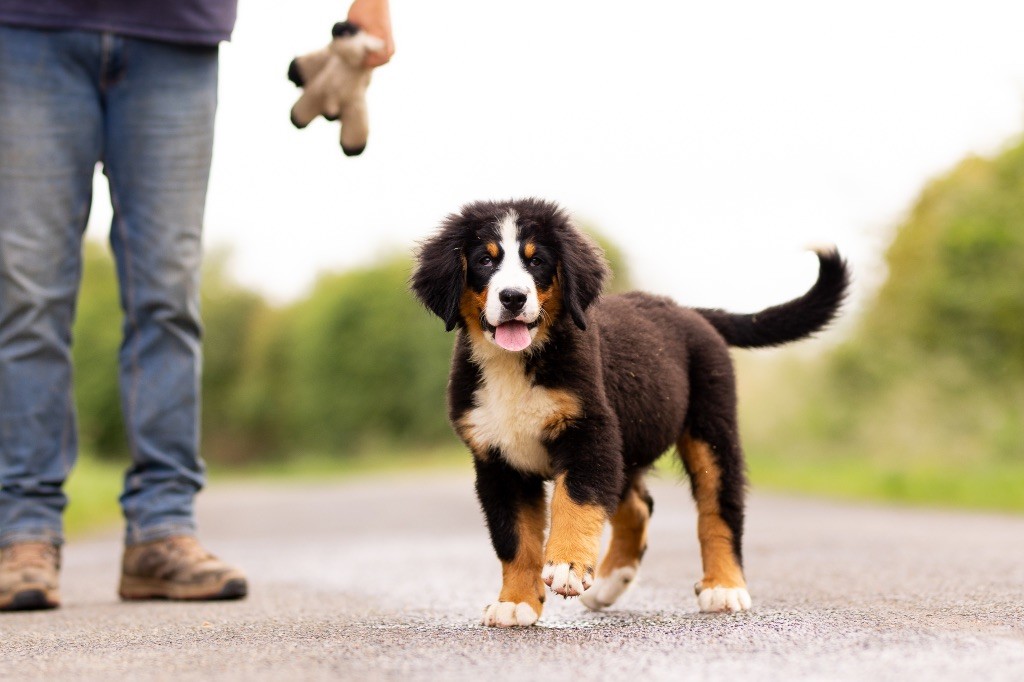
[72,242,126,459]
[741,133,1024,508]
[279,257,456,455]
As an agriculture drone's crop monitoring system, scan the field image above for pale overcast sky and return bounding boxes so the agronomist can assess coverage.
[86,0,1024,319]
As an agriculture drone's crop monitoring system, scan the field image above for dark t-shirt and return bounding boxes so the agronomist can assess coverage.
[0,0,238,45]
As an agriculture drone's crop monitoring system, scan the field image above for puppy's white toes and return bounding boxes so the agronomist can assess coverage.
[482,601,539,627]
[696,585,752,613]
[581,565,638,611]
[542,562,592,597]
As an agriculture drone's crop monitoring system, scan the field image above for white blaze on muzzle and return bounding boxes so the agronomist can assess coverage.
[486,211,540,351]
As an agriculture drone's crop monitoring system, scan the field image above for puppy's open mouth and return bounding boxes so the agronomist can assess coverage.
[483,319,539,352]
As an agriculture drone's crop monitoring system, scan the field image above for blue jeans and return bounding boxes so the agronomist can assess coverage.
[0,26,218,547]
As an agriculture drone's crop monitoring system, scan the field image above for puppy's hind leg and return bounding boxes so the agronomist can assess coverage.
[679,427,751,613]
[581,475,653,611]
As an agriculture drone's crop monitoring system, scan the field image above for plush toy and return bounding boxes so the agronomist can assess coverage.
[288,22,385,156]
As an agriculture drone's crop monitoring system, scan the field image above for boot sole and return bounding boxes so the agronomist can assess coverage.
[0,587,60,611]
[118,576,248,601]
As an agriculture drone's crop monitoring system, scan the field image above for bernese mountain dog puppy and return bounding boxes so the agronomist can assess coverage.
[411,198,849,627]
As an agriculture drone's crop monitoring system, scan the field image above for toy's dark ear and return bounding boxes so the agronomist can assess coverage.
[559,225,609,330]
[411,222,466,332]
[332,21,361,38]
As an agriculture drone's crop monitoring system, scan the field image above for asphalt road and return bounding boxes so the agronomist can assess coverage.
[2,470,1023,681]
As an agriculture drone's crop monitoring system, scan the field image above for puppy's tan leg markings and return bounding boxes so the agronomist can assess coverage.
[600,484,651,575]
[484,498,546,627]
[581,482,651,610]
[542,474,606,598]
[680,434,751,613]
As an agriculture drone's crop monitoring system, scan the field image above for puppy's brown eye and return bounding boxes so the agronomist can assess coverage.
[478,255,493,267]
[528,257,543,268]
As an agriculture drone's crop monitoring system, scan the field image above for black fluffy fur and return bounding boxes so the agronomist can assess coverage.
[411,198,849,580]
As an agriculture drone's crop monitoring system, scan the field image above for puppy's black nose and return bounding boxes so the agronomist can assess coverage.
[499,289,527,313]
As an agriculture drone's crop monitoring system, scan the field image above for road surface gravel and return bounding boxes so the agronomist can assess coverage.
[2,471,1022,681]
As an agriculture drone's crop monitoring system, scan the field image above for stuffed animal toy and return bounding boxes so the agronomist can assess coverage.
[288,22,385,156]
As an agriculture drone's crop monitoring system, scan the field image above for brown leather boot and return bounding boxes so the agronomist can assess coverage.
[0,542,60,611]
[119,535,247,601]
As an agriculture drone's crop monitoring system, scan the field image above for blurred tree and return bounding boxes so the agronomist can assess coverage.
[281,257,456,456]
[866,147,1024,378]
[72,242,126,460]
[199,249,275,463]
[747,134,1024,475]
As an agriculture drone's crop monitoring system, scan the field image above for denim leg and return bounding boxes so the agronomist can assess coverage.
[0,27,103,548]
[101,37,219,545]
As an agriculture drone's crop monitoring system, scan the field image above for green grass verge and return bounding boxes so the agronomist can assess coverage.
[655,448,1024,512]
[66,443,1022,540]
[211,444,470,482]
[65,455,124,537]
[746,450,1024,512]
[65,445,472,538]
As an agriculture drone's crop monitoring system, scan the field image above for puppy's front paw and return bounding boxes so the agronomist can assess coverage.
[580,565,637,611]
[695,583,752,613]
[542,562,593,598]
[482,601,539,627]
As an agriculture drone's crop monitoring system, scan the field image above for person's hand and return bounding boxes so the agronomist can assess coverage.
[347,0,394,68]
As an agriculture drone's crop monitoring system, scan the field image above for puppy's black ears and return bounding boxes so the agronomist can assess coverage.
[559,226,609,330]
[411,222,465,332]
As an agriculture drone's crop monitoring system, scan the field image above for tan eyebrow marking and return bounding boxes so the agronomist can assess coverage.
[486,242,499,258]
[524,242,536,259]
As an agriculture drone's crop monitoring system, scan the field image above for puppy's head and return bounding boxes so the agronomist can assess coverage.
[412,198,609,352]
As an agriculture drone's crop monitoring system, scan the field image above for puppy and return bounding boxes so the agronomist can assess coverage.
[411,198,849,627]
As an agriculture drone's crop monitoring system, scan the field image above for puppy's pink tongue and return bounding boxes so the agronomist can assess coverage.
[494,321,532,351]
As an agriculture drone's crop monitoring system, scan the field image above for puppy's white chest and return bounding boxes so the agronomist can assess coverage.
[463,357,558,476]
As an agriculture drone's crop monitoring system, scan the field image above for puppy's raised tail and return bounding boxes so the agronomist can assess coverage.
[695,248,850,349]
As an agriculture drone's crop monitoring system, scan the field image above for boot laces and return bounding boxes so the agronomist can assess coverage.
[165,536,215,563]
[1,542,58,570]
